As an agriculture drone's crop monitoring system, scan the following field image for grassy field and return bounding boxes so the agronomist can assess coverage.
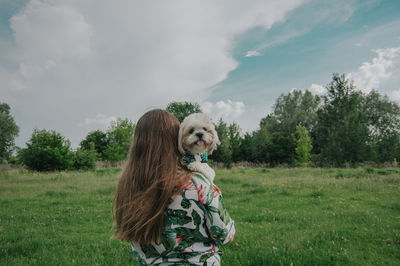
[1,167,399,265]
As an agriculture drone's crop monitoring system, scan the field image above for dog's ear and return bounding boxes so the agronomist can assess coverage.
[208,125,221,155]
[178,123,186,155]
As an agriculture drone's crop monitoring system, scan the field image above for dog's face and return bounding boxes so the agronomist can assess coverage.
[178,113,220,155]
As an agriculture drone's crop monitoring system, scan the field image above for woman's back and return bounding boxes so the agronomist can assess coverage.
[132,173,235,265]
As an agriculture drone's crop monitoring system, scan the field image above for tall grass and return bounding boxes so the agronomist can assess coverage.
[1,168,399,265]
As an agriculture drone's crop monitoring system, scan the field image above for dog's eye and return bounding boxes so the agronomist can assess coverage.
[203,127,207,131]
[189,128,194,134]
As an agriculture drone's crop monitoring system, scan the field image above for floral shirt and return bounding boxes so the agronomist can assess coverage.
[132,173,235,265]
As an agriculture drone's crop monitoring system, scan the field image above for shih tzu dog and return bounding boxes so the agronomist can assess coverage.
[178,113,220,183]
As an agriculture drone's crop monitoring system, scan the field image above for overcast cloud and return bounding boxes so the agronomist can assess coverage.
[2,0,399,149]
[1,0,305,147]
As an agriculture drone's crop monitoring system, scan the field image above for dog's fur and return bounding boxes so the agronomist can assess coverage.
[178,113,220,182]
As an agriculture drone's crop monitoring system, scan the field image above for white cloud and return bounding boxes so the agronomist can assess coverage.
[201,102,273,134]
[201,100,245,122]
[1,0,306,147]
[245,50,261,57]
[309,84,326,95]
[388,89,400,103]
[78,114,117,131]
[291,84,326,96]
[348,46,400,93]
[11,1,92,60]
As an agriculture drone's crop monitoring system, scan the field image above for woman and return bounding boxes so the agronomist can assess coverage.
[113,109,235,265]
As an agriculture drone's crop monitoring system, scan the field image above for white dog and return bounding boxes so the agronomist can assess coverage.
[178,113,220,183]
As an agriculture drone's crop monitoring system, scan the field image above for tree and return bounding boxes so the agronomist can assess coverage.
[228,122,242,162]
[80,130,108,160]
[210,119,232,166]
[0,103,19,162]
[250,127,270,163]
[240,132,255,162]
[314,74,369,166]
[371,132,400,164]
[73,146,98,170]
[266,132,295,166]
[247,118,296,165]
[260,89,321,136]
[166,101,202,122]
[294,125,312,166]
[19,129,74,171]
[103,118,135,162]
[362,90,400,163]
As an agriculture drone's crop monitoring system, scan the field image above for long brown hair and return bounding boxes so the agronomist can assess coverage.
[113,109,189,244]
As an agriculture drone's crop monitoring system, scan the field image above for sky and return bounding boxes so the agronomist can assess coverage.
[1,0,400,148]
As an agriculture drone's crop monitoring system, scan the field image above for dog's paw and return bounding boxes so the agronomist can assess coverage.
[204,166,215,183]
[188,162,215,184]
[187,161,202,172]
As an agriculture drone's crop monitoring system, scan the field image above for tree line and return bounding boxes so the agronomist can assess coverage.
[0,116,135,171]
[209,74,400,167]
[1,74,400,171]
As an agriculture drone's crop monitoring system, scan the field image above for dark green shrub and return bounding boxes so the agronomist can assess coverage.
[19,129,74,171]
[80,130,108,160]
[72,148,97,170]
[8,155,20,165]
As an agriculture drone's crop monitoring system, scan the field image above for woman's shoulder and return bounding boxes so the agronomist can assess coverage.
[192,172,212,186]
[180,173,211,190]
[179,173,221,206]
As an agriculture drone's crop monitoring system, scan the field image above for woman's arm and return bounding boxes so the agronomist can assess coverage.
[203,183,235,245]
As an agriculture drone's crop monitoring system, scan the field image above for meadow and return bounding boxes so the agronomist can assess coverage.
[0,167,399,265]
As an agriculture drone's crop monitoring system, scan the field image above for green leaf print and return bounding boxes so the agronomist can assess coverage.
[175,237,195,252]
[193,199,207,212]
[205,209,213,225]
[161,227,176,251]
[174,227,198,238]
[168,251,201,260]
[192,209,201,227]
[209,226,228,244]
[181,198,191,209]
[174,227,210,242]
[168,209,192,225]
[206,189,214,205]
[200,252,214,263]
[207,205,218,213]
[140,244,159,258]
[218,196,231,224]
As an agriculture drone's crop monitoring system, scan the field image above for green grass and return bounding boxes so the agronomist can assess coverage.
[1,168,399,265]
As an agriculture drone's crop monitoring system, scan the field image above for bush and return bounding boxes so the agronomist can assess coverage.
[72,148,98,170]
[19,129,74,171]
[80,130,108,160]
[8,156,20,165]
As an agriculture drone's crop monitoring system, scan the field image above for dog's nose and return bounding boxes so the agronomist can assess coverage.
[196,132,203,138]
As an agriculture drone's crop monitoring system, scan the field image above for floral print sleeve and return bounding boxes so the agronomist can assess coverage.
[131,173,235,265]
[200,177,235,246]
